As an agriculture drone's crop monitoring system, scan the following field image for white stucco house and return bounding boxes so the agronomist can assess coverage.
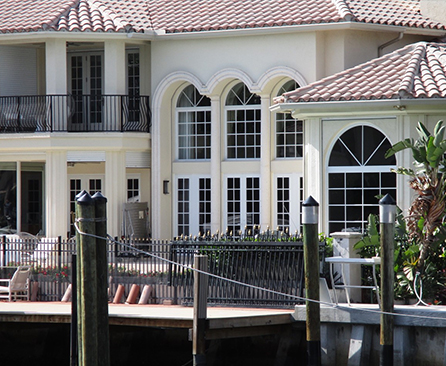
[0,0,445,239]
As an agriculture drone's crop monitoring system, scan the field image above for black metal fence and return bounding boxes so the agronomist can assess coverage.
[0,95,151,133]
[0,236,325,307]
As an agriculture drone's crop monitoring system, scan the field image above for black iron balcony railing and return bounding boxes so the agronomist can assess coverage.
[0,94,151,133]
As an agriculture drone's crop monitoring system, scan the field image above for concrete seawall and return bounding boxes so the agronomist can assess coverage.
[294,304,446,366]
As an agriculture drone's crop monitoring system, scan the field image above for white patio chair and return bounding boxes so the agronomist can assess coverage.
[0,266,31,301]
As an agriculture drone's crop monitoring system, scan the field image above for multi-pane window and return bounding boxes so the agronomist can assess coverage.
[89,179,101,195]
[127,178,140,202]
[226,83,261,159]
[328,125,396,233]
[199,178,211,235]
[127,51,140,123]
[226,176,260,234]
[275,175,303,235]
[176,176,211,236]
[177,178,190,236]
[276,80,303,158]
[177,85,211,160]
[277,177,290,232]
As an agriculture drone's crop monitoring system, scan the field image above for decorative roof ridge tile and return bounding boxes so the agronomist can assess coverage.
[331,0,356,21]
[399,42,427,98]
[39,0,80,32]
[87,0,132,32]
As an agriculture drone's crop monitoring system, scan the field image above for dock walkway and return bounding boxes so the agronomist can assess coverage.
[0,302,296,340]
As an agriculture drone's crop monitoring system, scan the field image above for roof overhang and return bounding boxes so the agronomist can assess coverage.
[0,21,444,44]
[270,98,446,119]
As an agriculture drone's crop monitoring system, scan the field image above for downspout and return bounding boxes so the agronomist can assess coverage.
[378,32,404,57]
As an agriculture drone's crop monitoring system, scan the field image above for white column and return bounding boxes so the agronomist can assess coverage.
[46,151,68,237]
[104,40,126,94]
[16,162,21,233]
[210,95,221,235]
[105,151,127,238]
[45,40,67,131]
[260,95,271,230]
[45,39,67,94]
[303,117,323,229]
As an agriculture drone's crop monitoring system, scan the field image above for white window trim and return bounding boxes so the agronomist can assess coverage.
[173,174,211,237]
[223,174,261,232]
[273,173,303,234]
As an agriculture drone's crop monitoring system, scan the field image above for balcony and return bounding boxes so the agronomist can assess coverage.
[0,95,151,133]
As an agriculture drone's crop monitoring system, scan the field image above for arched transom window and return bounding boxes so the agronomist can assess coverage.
[327,125,396,233]
[226,82,261,159]
[176,85,211,160]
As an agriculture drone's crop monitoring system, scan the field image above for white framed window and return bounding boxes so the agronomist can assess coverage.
[175,176,211,237]
[327,125,396,233]
[225,175,260,234]
[276,80,303,158]
[68,175,104,235]
[127,174,140,202]
[226,82,261,159]
[176,85,211,160]
[274,174,303,235]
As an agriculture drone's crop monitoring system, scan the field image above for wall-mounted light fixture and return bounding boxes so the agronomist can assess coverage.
[163,180,169,194]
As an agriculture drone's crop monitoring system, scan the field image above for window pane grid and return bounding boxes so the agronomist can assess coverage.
[227,177,241,234]
[177,178,190,236]
[198,178,211,235]
[276,113,303,158]
[328,171,396,233]
[277,177,290,233]
[177,85,211,160]
[246,177,260,231]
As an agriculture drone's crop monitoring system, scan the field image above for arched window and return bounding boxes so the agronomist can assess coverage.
[226,82,261,159]
[328,125,396,233]
[276,80,303,158]
[176,85,211,160]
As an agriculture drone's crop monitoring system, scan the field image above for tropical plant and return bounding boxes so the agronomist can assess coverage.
[385,120,446,272]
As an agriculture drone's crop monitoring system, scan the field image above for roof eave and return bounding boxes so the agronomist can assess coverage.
[152,22,446,40]
[0,30,157,44]
[270,98,446,118]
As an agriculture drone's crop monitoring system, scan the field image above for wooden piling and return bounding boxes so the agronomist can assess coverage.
[302,196,321,366]
[379,194,396,366]
[76,192,98,366]
[93,192,110,366]
[193,255,208,366]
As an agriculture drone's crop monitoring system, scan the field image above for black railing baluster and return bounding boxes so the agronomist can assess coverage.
[0,95,151,133]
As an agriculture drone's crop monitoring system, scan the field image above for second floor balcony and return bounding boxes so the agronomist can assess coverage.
[0,95,151,134]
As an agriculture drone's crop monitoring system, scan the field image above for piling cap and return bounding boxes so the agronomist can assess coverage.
[76,191,93,205]
[302,196,319,224]
[302,195,319,207]
[379,194,396,224]
[92,191,107,203]
[75,190,87,201]
[379,194,396,206]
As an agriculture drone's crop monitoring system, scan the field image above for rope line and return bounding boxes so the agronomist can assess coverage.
[74,224,446,323]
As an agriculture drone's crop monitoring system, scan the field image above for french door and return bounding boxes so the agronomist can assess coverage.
[68,176,103,236]
[68,53,103,131]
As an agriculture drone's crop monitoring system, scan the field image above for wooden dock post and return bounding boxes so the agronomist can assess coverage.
[93,192,110,366]
[75,191,110,366]
[76,191,98,366]
[302,196,321,366]
[193,254,208,366]
[379,194,396,366]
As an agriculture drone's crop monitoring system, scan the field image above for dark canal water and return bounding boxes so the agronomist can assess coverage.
[0,322,305,365]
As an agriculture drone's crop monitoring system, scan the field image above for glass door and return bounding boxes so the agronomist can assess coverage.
[68,53,103,131]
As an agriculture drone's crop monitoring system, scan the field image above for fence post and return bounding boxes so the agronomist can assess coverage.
[93,192,110,366]
[379,194,396,366]
[75,191,98,366]
[193,254,208,366]
[302,196,321,366]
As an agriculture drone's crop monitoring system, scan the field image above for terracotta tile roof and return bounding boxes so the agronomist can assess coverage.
[275,42,446,104]
[0,0,444,34]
